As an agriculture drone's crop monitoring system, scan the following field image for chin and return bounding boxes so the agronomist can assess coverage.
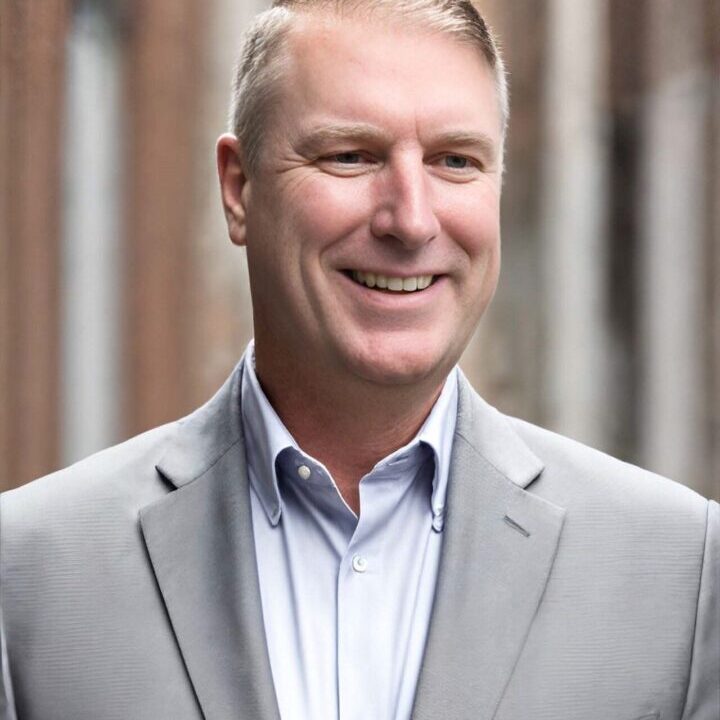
[341,342,452,389]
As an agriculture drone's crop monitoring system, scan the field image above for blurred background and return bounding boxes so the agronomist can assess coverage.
[1,0,718,499]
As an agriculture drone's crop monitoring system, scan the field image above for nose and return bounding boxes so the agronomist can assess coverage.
[370,157,440,249]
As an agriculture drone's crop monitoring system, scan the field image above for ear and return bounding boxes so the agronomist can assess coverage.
[216,133,250,246]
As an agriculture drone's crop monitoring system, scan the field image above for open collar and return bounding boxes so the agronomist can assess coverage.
[240,341,459,527]
[144,356,563,720]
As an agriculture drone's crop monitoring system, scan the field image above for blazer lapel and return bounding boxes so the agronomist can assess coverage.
[137,361,562,720]
[139,360,280,720]
[413,374,566,720]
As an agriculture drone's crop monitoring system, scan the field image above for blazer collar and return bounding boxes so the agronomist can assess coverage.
[453,370,545,489]
[143,359,563,720]
[153,355,245,491]
[412,371,566,720]
[142,354,281,720]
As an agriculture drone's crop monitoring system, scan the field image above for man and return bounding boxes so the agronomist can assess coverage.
[1,1,717,718]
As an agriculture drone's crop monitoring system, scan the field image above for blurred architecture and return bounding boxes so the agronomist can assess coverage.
[1,0,718,499]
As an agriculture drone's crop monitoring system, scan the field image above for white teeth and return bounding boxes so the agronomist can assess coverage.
[350,271,435,293]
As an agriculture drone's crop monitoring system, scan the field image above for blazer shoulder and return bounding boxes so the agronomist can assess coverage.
[1,421,179,533]
[507,415,710,524]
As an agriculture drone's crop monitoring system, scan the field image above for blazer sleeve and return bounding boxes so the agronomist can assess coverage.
[0,495,18,720]
[0,611,17,720]
[681,499,720,720]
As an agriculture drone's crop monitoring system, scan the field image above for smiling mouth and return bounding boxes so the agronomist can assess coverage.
[346,270,436,293]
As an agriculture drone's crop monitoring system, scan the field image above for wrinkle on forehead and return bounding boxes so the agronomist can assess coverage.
[261,9,504,171]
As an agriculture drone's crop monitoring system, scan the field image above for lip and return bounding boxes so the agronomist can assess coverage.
[343,268,440,280]
[337,269,446,309]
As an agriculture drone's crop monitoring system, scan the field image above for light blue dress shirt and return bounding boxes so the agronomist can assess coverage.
[241,344,458,720]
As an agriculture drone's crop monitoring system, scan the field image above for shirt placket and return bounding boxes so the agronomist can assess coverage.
[336,518,381,719]
[336,462,414,720]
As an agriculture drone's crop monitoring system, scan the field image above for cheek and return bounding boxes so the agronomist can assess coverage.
[289,175,373,244]
[440,188,501,258]
[248,175,373,300]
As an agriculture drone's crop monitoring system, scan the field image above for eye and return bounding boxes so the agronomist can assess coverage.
[444,155,470,169]
[332,152,364,164]
[430,153,484,181]
[317,151,376,176]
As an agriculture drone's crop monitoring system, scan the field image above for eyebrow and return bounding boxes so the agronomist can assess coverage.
[429,130,499,162]
[294,123,391,155]
[294,123,500,165]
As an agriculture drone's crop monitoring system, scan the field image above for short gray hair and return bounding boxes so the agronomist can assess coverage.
[229,0,509,174]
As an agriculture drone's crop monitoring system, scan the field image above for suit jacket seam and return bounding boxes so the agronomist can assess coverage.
[678,497,711,719]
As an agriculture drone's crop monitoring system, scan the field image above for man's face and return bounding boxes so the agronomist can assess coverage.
[236,13,503,389]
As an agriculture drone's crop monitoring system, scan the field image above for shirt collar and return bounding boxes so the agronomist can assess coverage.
[414,366,458,530]
[241,340,458,528]
[241,342,296,525]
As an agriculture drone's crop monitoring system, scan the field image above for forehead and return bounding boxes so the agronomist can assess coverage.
[273,10,502,141]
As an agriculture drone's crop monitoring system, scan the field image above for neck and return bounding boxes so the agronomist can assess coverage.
[253,346,446,515]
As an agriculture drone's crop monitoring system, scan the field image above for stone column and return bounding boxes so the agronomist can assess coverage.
[638,0,709,492]
[0,1,69,489]
[540,0,612,449]
[61,1,123,464]
[122,0,205,436]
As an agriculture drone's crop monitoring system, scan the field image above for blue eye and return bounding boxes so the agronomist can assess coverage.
[445,155,469,169]
[334,152,363,164]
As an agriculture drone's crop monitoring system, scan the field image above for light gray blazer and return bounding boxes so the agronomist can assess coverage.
[1,360,717,720]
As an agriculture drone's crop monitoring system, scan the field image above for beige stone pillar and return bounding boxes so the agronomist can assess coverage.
[540,0,612,449]
[61,4,123,465]
[638,0,709,493]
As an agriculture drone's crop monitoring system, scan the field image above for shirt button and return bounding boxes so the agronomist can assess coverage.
[352,554,368,573]
[297,465,311,480]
